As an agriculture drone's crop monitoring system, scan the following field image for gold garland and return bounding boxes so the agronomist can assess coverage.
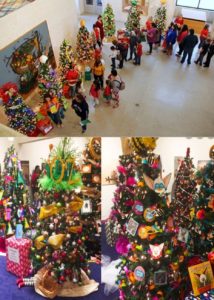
[131,137,157,155]
[89,138,101,161]
[49,156,75,184]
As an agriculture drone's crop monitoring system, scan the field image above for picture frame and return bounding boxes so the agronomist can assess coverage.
[82,164,92,174]
[177,227,189,243]
[188,261,214,296]
[81,199,92,215]
[154,270,167,286]
[127,218,139,236]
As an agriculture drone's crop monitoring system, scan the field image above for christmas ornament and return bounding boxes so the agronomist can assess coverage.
[127,217,139,236]
[134,266,145,281]
[143,173,171,195]
[209,145,214,159]
[149,243,164,259]
[39,55,48,64]
[143,207,157,223]
[133,201,144,215]
[138,225,156,240]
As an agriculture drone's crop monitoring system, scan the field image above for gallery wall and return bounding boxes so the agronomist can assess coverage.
[102,137,214,220]
[0,0,79,65]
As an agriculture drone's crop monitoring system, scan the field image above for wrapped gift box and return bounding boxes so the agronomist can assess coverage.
[37,118,53,136]
[6,236,32,277]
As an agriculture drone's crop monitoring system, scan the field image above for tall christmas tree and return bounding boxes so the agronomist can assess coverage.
[154,5,167,32]
[103,4,116,37]
[125,0,141,32]
[31,138,90,287]
[58,39,75,83]
[116,153,177,299]
[1,145,33,236]
[171,148,197,230]
[80,138,101,258]
[76,20,94,64]
[0,82,37,136]
[193,157,214,258]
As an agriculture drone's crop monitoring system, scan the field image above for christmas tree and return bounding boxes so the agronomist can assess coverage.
[58,40,75,83]
[116,152,177,299]
[80,138,101,258]
[125,0,141,32]
[193,158,214,258]
[103,4,116,37]
[31,138,90,286]
[106,138,158,247]
[1,145,33,236]
[154,5,167,32]
[171,148,197,230]
[0,82,37,136]
[0,164,5,231]
[76,20,94,64]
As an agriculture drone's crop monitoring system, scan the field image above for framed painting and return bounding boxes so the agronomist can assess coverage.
[0,21,56,94]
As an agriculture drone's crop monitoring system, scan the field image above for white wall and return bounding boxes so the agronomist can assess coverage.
[102,137,214,220]
[0,0,79,63]
[18,137,90,175]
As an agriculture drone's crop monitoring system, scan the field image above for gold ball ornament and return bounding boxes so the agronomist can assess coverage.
[80,19,86,27]
[160,0,167,4]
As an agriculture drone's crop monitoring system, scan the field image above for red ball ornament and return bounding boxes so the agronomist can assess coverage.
[196,209,206,220]
[78,239,82,245]
[59,275,66,282]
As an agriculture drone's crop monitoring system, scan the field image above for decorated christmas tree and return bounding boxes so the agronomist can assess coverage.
[116,150,179,299]
[171,148,197,230]
[154,5,167,32]
[193,152,214,258]
[0,82,38,136]
[103,4,116,37]
[31,138,91,289]
[76,20,94,64]
[0,164,5,231]
[125,0,141,32]
[58,39,75,83]
[80,137,101,258]
[1,145,33,236]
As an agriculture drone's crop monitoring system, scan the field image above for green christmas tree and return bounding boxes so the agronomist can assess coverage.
[103,4,116,37]
[115,154,179,299]
[154,6,167,32]
[193,159,214,258]
[1,145,33,236]
[1,83,37,136]
[31,138,91,286]
[59,40,75,83]
[80,138,101,258]
[125,0,141,32]
[76,23,94,64]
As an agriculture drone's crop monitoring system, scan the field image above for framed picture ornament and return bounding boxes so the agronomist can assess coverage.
[154,270,167,286]
[92,174,101,184]
[127,218,139,236]
[81,199,92,215]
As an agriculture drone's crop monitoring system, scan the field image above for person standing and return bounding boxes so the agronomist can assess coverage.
[180,29,198,65]
[92,59,105,89]
[92,24,101,49]
[199,24,209,48]
[65,65,80,99]
[43,93,63,128]
[95,15,105,45]
[146,23,158,55]
[194,38,210,66]
[128,31,138,61]
[109,46,117,70]
[203,40,214,68]
[112,40,127,69]
[72,94,89,133]
[165,24,177,55]
[176,24,189,57]
[134,41,143,65]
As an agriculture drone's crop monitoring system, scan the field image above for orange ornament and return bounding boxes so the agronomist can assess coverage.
[49,144,54,151]
[128,272,136,284]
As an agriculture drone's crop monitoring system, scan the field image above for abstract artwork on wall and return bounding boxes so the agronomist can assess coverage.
[0,0,35,18]
[0,21,56,93]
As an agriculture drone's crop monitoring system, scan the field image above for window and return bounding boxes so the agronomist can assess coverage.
[86,0,93,5]
[97,0,102,6]
[176,0,214,10]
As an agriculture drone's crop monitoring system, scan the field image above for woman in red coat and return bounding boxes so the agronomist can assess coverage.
[95,15,105,44]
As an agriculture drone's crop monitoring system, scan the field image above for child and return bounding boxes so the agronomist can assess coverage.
[134,41,143,65]
[89,79,101,107]
[72,94,89,133]
[43,94,63,128]
[103,80,112,105]
[195,38,210,66]
[109,46,117,70]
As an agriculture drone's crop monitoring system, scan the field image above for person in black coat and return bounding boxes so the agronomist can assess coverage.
[194,38,210,66]
[72,94,89,133]
[203,40,214,68]
[180,29,198,65]
[112,40,127,69]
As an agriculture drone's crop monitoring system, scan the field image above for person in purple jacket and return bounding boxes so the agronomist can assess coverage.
[146,23,158,55]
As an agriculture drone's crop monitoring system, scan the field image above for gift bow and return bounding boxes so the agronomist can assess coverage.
[35,234,65,250]
[39,204,60,220]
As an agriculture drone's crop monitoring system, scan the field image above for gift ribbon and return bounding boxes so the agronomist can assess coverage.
[39,204,59,220]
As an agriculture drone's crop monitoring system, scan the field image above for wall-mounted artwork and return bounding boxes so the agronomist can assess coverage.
[0,21,56,93]
[0,0,35,18]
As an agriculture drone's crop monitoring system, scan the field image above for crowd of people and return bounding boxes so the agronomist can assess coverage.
[45,15,213,134]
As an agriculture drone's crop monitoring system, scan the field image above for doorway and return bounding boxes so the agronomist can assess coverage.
[84,0,103,15]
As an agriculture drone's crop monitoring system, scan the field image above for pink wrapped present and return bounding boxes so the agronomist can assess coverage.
[6,236,32,277]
